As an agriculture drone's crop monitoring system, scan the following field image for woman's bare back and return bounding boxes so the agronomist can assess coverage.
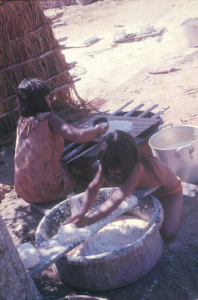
[137,155,180,194]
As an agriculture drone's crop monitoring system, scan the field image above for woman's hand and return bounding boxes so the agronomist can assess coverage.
[95,123,109,136]
[67,213,92,228]
[74,215,92,227]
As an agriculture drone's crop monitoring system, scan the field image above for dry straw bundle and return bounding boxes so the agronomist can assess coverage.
[0,0,86,144]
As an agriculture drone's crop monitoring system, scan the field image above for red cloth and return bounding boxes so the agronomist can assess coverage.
[14,112,76,203]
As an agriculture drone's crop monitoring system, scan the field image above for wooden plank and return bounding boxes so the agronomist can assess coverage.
[28,194,138,278]
[61,102,133,157]
[63,116,159,164]
[62,102,135,161]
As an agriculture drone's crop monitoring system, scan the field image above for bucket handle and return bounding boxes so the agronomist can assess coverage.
[158,123,173,131]
[175,144,195,160]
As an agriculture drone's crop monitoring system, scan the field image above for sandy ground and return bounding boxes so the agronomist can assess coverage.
[49,0,198,126]
[1,0,198,299]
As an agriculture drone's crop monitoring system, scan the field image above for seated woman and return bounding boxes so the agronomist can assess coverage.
[14,78,108,204]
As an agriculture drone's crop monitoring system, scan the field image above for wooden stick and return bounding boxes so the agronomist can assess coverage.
[114,28,165,44]
[111,100,134,116]
[50,78,80,94]
[57,104,79,116]
[0,77,80,104]
[149,68,181,75]
[0,24,49,47]
[0,0,14,7]
[124,104,144,116]
[114,33,136,44]
[63,142,76,154]
[62,143,92,162]
[0,94,16,103]
[137,104,159,118]
[0,107,18,120]
[134,28,165,41]
[151,106,170,119]
[0,45,65,74]
[66,144,98,164]
[44,70,75,84]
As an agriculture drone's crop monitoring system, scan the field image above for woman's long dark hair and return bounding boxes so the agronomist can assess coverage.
[97,130,159,185]
[17,78,51,117]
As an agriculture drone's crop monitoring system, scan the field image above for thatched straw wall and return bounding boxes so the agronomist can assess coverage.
[0,0,83,143]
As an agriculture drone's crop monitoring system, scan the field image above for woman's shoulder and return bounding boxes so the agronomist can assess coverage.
[128,161,146,182]
[150,157,178,184]
[140,154,165,181]
[36,112,52,121]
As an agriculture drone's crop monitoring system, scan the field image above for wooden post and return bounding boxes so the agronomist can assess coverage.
[0,214,42,300]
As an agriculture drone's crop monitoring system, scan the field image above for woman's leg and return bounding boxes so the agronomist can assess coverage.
[157,189,183,240]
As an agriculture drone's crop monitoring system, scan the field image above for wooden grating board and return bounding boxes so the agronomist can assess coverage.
[77,115,159,138]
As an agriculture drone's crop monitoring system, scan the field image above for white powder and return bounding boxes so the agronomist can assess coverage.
[58,223,92,244]
[106,120,133,134]
[58,195,138,247]
[18,243,40,269]
[68,216,150,256]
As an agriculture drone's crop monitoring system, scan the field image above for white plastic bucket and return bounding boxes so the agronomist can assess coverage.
[181,18,198,47]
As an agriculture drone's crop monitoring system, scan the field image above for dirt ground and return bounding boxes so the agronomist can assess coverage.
[1,0,198,299]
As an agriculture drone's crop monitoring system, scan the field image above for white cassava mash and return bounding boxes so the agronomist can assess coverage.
[106,120,133,134]
[68,216,150,256]
[58,223,92,244]
[18,243,40,268]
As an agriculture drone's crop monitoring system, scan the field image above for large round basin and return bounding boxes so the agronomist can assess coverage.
[36,188,164,291]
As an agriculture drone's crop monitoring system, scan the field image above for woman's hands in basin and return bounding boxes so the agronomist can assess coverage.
[67,212,92,228]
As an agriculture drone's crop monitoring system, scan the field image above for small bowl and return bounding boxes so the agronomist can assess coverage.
[93,117,108,128]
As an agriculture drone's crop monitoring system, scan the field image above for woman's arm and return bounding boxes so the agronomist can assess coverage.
[48,114,108,143]
[67,165,105,226]
[81,162,145,226]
